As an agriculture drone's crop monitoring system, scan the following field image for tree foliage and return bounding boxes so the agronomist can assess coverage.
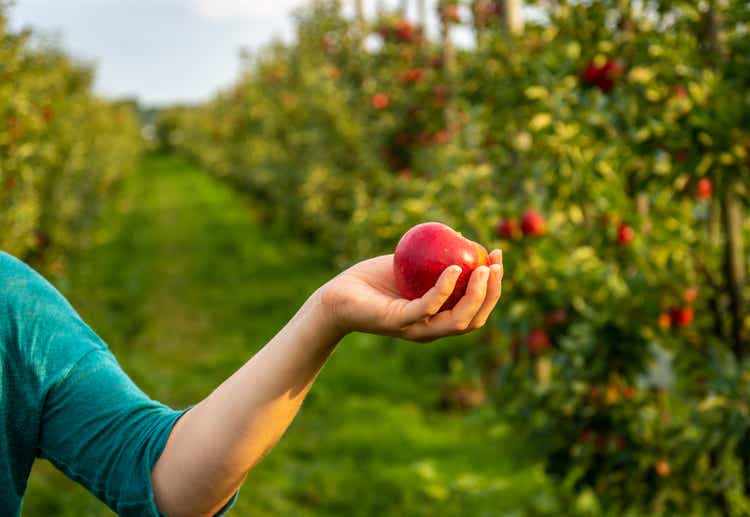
[0,6,142,271]
[161,1,750,513]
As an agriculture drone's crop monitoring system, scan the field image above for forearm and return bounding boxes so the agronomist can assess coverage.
[151,288,343,516]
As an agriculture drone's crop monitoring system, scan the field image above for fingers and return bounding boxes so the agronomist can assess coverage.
[448,265,491,331]
[469,262,503,328]
[489,248,502,266]
[403,249,504,342]
[404,265,490,340]
[399,265,462,325]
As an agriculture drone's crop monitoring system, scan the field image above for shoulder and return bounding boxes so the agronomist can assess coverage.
[0,251,75,313]
[0,251,107,387]
[0,251,55,297]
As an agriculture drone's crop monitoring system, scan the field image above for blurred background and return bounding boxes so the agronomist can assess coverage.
[3,0,750,515]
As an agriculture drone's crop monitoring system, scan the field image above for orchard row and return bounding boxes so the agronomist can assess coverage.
[0,9,142,272]
[161,1,750,514]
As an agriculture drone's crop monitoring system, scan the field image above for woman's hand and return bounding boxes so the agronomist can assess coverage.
[320,250,503,342]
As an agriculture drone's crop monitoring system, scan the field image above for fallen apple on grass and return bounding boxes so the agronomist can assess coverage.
[394,222,490,311]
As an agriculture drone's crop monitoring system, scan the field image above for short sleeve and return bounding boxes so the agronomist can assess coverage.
[37,348,191,516]
[0,252,238,515]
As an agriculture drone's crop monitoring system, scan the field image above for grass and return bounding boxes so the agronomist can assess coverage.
[22,153,548,516]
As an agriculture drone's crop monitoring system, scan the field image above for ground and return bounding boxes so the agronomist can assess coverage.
[22,154,547,516]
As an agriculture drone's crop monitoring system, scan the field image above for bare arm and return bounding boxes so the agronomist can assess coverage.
[151,251,503,516]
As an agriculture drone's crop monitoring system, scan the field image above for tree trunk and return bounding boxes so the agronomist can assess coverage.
[354,0,365,48]
[376,0,385,17]
[503,0,524,35]
[417,0,426,27]
[722,184,746,360]
[400,0,409,16]
[440,13,458,140]
[636,192,651,235]
[709,199,721,247]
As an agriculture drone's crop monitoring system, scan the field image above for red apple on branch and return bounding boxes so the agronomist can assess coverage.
[394,222,490,311]
[581,58,624,93]
[527,329,551,355]
[371,92,390,110]
[670,307,694,327]
[696,178,712,200]
[521,210,546,237]
[655,459,671,478]
[617,223,635,246]
[495,218,518,239]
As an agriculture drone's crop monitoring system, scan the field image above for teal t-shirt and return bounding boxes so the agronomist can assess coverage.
[0,252,237,515]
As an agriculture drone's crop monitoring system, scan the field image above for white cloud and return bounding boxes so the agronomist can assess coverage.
[192,0,309,21]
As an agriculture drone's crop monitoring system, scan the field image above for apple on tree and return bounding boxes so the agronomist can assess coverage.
[494,218,518,240]
[581,57,624,93]
[617,223,635,246]
[371,92,390,110]
[670,307,694,328]
[696,178,712,200]
[521,210,546,237]
[655,459,671,478]
[527,328,550,355]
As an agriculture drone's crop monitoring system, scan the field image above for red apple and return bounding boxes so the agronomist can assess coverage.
[684,287,698,304]
[495,218,518,239]
[544,308,568,326]
[527,329,550,355]
[670,307,694,327]
[393,222,490,311]
[440,4,461,23]
[581,59,623,93]
[655,459,671,478]
[432,129,451,145]
[617,223,635,246]
[673,86,688,98]
[597,60,624,93]
[696,178,712,200]
[581,61,601,86]
[396,20,417,43]
[371,92,390,110]
[521,210,546,237]
[400,68,424,84]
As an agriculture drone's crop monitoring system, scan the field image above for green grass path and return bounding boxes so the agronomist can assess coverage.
[22,154,546,516]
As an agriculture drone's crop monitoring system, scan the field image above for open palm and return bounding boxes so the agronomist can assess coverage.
[322,250,503,342]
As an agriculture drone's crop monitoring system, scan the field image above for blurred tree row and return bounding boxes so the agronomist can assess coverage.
[0,6,142,273]
[160,1,750,514]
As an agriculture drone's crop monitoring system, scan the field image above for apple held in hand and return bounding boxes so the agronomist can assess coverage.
[394,222,490,311]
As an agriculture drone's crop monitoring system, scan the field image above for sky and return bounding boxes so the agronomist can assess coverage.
[7,0,448,107]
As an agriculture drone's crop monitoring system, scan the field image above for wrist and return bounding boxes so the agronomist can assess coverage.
[311,283,350,342]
